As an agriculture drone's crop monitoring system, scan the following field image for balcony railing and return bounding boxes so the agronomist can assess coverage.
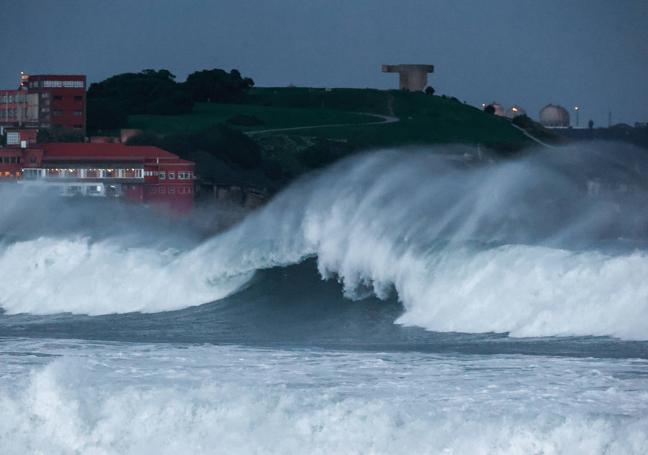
[22,168,145,180]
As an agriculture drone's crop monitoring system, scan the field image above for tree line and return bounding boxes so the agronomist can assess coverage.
[87,68,254,130]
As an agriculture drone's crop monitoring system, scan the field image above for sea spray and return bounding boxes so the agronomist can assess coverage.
[2,143,648,339]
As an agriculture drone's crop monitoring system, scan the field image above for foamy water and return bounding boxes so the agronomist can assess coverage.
[1,340,647,455]
[2,146,648,339]
[2,145,648,454]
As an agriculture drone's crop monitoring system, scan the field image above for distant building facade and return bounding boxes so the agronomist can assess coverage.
[0,73,86,134]
[0,141,194,212]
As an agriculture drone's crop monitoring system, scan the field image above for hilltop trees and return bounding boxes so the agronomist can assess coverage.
[87,68,254,131]
[87,69,191,130]
[184,69,254,103]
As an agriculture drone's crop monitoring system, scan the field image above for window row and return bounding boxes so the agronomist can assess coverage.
[157,171,193,180]
[0,95,24,103]
[149,186,192,195]
[30,80,85,88]
[52,95,84,102]
[1,109,18,118]
[22,168,144,179]
[0,156,21,164]
[51,110,83,117]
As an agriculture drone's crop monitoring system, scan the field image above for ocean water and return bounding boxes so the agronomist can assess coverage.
[1,145,648,454]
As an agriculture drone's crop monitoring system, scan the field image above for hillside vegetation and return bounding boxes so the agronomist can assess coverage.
[129,103,377,134]
[245,87,528,148]
[125,86,532,189]
[132,87,529,150]
[86,68,537,190]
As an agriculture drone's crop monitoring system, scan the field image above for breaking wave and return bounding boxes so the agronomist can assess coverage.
[2,143,648,339]
[1,345,647,455]
[0,237,251,315]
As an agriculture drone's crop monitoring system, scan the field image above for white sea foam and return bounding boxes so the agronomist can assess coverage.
[1,341,647,455]
[2,145,648,339]
[0,237,252,315]
[198,145,648,339]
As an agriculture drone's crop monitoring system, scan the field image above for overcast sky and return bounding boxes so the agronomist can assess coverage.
[1,0,646,126]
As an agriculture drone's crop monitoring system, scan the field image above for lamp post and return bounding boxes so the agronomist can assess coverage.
[574,106,580,127]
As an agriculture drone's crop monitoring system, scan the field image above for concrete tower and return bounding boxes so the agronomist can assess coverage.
[382,64,434,91]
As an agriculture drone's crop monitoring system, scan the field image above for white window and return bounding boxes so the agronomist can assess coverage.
[6,132,19,145]
[62,80,84,88]
[44,80,63,88]
[168,172,175,180]
[159,171,166,180]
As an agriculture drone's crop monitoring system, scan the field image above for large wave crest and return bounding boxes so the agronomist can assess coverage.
[2,143,648,339]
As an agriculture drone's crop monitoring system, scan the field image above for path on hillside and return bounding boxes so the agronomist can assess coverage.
[511,124,556,149]
[246,113,399,136]
[245,110,554,152]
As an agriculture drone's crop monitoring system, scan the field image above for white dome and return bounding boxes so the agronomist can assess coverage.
[539,104,570,127]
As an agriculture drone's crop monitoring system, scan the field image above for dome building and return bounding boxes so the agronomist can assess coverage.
[506,105,526,119]
[486,102,506,117]
[539,104,570,127]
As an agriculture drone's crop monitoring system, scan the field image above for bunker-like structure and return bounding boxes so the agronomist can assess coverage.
[382,64,434,91]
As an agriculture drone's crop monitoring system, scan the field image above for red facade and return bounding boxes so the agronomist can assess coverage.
[0,148,23,179]
[0,74,86,133]
[0,73,194,212]
[26,75,86,132]
[0,142,194,212]
[0,89,24,125]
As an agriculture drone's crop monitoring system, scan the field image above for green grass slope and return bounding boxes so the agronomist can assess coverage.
[245,87,530,150]
[127,87,534,189]
[131,87,530,151]
[129,102,376,134]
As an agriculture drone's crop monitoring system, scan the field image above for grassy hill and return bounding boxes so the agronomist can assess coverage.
[129,102,377,134]
[126,87,534,190]
[130,87,530,149]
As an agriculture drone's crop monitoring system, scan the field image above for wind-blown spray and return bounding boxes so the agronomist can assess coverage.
[1,143,648,339]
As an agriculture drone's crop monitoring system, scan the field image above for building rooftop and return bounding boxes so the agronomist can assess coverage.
[41,143,192,164]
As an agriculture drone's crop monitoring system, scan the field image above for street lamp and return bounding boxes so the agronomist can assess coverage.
[574,106,580,127]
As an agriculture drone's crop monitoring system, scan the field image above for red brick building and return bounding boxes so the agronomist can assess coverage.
[0,142,194,212]
[0,72,195,212]
[0,73,86,133]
